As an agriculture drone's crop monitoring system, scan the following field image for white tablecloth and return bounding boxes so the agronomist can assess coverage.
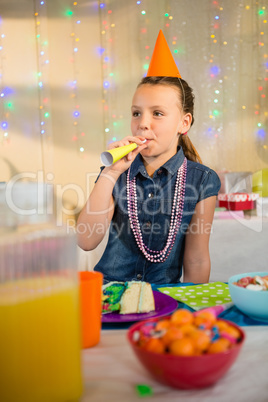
[81,326,268,402]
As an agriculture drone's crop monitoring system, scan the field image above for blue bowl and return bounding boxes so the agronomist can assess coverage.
[228,271,268,322]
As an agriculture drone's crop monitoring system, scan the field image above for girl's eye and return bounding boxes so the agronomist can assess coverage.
[132,111,140,117]
[154,111,163,117]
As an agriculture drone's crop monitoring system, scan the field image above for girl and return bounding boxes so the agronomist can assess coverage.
[77,76,221,284]
[77,31,221,285]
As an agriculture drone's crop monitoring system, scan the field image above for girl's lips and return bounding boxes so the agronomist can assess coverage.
[137,137,153,146]
[137,139,151,146]
[136,136,150,144]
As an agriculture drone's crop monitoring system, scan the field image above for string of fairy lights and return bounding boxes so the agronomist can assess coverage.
[99,1,118,146]
[207,0,224,142]
[0,16,12,145]
[254,2,268,151]
[136,2,151,76]
[66,2,86,156]
[137,2,177,74]
[33,0,51,146]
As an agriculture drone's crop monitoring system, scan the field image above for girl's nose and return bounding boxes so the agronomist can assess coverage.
[139,115,150,130]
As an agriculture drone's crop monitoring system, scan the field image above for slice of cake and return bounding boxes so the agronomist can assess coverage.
[138,282,156,313]
[102,282,127,313]
[102,281,155,315]
[120,282,141,314]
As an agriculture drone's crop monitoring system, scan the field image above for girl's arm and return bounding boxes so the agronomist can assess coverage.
[182,196,217,284]
[77,136,148,251]
[77,168,119,251]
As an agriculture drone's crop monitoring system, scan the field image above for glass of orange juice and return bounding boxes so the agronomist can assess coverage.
[0,226,83,402]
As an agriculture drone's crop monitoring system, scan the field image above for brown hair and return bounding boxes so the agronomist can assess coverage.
[137,76,202,164]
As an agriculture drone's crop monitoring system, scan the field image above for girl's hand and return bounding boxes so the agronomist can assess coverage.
[104,136,148,176]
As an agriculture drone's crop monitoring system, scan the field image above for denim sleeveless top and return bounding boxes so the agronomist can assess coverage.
[94,147,221,285]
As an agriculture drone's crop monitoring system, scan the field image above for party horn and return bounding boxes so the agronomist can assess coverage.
[193,302,234,317]
[100,141,146,166]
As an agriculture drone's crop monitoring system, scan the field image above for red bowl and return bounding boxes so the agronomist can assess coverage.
[127,317,245,389]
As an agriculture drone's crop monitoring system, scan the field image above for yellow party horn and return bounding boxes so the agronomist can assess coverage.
[100,140,146,166]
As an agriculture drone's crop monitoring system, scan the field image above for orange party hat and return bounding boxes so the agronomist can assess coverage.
[147,30,181,78]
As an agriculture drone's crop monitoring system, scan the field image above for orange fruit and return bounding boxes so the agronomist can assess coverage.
[207,337,231,354]
[138,334,149,348]
[155,319,171,332]
[143,337,165,354]
[190,329,211,353]
[180,324,197,336]
[194,311,216,329]
[214,320,230,332]
[161,326,184,347]
[220,324,241,340]
[170,309,194,326]
[169,337,195,356]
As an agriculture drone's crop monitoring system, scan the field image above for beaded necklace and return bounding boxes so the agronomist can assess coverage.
[127,157,187,263]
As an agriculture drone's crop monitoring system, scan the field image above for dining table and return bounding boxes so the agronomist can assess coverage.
[80,283,268,402]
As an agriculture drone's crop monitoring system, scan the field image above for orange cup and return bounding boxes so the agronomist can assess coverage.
[79,271,103,348]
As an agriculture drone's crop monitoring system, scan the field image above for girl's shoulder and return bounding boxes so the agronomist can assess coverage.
[186,159,217,175]
[186,159,221,198]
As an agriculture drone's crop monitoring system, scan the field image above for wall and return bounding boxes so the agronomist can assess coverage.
[0,0,267,220]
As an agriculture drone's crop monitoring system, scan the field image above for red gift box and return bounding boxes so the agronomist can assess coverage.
[218,193,259,211]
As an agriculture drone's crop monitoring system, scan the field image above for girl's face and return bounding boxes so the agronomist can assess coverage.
[131,84,191,163]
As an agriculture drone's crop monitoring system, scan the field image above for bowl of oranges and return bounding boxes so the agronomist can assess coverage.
[127,308,245,389]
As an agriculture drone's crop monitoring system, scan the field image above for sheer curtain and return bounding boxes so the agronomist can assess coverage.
[99,0,268,172]
[0,0,267,211]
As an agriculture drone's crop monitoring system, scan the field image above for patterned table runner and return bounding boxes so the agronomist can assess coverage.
[157,282,232,310]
